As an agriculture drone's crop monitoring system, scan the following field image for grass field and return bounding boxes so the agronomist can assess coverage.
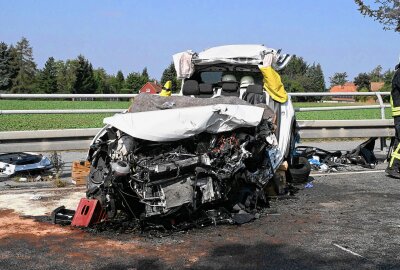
[0,100,130,131]
[294,102,391,120]
[0,100,392,131]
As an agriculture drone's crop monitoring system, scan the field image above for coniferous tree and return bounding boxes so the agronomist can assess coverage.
[12,37,37,93]
[0,42,12,91]
[38,57,58,93]
[142,67,149,81]
[73,55,96,94]
[116,70,125,92]
[161,62,180,92]
[315,64,326,92]
[7,45,20,89]
[93,68,111,93]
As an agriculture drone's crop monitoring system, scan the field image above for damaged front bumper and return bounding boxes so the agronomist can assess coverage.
[86,95,284,227]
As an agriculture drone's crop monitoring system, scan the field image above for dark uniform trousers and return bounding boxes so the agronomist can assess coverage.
[389,67,400,170]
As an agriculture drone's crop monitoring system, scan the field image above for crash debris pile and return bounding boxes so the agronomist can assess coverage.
[296,138,378,173]
[0,152,52,178]
[85,94,285,229]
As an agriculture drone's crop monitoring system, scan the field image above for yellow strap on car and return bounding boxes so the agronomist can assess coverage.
[259,66,288,103]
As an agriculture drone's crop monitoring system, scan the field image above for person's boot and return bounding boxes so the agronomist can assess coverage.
[386,161,400,179]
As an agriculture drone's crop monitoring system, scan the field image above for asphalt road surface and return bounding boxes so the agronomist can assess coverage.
[0,140,399,269]
[0,168,399,269]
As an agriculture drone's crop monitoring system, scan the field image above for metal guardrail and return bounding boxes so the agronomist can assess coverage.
[0,92,391,119]
[0,92,394,152]
[0,120,394,152]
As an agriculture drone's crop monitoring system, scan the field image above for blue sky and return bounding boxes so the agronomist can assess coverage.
[1,0,399,85]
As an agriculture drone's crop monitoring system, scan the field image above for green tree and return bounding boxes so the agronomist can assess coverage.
[125,72,147,93]
[93,68,111,93]
[141,67,149,81]
[354,0,400,31]
[7,45,20,89]
[73,55,96,94]
[115,70,125,93]
[280,56,308,78]
[279,56,326,101]
[329,72,348,87]
[369,65,383,82]
[55,59,79,93]
[356,86,370,102]
[12,37,37,93]
[381,69,395,92]
[0,42,12,91]
[354,72,371,90]
[304,63,325,92]
[38,57,58,93]
[161,62,180,92]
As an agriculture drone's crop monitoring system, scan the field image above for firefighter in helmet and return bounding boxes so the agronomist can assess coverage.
[386,59,400,178]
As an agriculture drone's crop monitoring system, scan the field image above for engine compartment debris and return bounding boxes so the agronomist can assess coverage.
[84,95,287,230]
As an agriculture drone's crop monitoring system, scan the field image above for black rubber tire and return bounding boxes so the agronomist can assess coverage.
[287,157,311,183]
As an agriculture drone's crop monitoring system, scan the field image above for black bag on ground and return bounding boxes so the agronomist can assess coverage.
[346,137,377,168]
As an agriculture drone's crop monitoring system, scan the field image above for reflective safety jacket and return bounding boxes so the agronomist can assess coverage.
[160,81,172,97]
[259,66,288,103]
[390,68,400,117]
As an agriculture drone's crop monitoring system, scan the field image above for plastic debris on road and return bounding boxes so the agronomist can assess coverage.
[304,182,314,188]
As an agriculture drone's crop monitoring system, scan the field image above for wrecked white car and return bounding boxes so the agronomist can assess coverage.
[86,45,300,227]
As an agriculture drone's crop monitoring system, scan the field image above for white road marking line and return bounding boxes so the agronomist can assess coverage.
[333,243,364,258]
[312,170,385,177]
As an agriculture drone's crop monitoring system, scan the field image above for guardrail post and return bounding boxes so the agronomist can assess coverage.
[376,93,387,150]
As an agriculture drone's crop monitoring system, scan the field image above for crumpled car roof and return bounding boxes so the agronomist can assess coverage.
[197,44,274,63]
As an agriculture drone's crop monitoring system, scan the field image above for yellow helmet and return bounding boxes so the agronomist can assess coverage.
[163,81,172,90]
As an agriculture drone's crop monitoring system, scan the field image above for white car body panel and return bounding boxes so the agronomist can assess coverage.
[103,104,265,142]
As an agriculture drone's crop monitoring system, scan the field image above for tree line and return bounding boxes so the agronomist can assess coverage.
[278,56,326,101]
[329,66,394,91]
[0,37,179,94]
[329,66,395,102]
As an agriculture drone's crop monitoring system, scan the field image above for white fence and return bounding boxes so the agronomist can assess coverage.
[0,92,393,151]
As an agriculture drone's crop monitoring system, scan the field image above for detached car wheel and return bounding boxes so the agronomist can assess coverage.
[287,157,311,183]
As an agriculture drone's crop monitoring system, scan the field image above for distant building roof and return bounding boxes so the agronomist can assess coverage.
[330,82,357,102]
[139,82,162,94]
[370,82,384,92]
[330,82,357,93]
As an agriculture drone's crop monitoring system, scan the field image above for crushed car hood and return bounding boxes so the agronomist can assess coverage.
[104,104,264,142]
[104,94,273,142]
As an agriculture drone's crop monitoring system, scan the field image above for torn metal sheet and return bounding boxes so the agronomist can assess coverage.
[174,44,292,78]
[0,152,52,177]
[104,104,264,142]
